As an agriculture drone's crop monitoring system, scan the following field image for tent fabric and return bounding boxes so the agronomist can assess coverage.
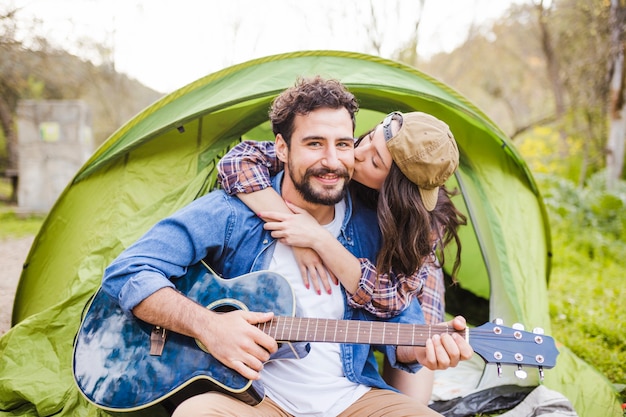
[0,50,621,417]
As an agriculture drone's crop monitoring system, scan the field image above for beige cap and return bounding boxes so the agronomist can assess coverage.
[385,112,459,211]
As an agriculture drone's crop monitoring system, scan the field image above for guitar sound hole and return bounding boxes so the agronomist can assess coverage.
[206,298,248,313]
[213,304,238,313]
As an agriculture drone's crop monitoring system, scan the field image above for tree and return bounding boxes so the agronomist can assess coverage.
[0,4,162,203]
[416,3,554,138]
[0,6,27,201]
[534,0,568,156]
[606,0,626,189]
[544,0,612,186]
[408,0,617,185]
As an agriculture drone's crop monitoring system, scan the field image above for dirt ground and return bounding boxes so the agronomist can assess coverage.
[0,235,34,336]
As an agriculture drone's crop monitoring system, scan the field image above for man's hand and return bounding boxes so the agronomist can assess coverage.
[397,316,473,369]
[261,201,339,294]
[133,288,278,381]
[260,202,329,249]
[200,310,278,381]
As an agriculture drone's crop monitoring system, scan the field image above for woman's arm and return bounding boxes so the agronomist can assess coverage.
[262,203,434,318]
[217,141,291,218]
[261,204,362,294]
[218,140,335,293]
[239,190,337,293]
[218,140,283,195]
[349,252,445,319]
[416,255,446,324]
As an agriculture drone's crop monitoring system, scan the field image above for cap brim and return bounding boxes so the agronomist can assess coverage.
[419,187,439,212]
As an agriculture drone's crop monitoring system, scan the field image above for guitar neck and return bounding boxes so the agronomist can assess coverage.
[257,316,465,346]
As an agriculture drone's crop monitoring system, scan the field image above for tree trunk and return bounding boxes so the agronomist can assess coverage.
[536,1,569,158]
[607,0,626,189]
[0,96,17,202]
[607,45,626,189]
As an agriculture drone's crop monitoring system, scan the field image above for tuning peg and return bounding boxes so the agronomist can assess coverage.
[515,365,527,379]
[532,327,545,334]
[492,318,504,325]
[538,366,544,381]
[512,323,525,331]
[497,363,502,377]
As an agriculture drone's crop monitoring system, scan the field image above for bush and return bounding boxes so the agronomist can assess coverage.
[537,172,626,398]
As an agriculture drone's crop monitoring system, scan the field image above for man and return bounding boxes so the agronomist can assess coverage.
[102,76,472,416]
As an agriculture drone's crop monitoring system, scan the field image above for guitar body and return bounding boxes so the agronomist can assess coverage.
[73,263,306,414]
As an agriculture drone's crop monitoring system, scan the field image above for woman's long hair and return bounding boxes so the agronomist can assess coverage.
[353,163,466,280]
[429,185,466,280]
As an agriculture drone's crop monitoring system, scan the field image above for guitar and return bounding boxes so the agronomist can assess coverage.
[73,261,559,415]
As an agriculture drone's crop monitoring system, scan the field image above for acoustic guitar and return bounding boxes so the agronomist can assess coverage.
[73,261,559,415]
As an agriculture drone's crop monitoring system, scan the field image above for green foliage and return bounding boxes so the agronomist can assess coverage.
[537,173,626,396]
[540,171,626,240]
[516,126,585,182]
[27,74,45,99]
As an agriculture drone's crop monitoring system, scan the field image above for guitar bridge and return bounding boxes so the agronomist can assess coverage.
[150,326,167,356]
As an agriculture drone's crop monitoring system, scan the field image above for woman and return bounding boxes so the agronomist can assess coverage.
[217,111,467,404]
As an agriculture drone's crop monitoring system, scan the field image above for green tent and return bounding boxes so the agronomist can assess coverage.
[1,50,621,417]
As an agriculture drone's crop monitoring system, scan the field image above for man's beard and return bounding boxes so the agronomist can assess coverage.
[289,166,350,205]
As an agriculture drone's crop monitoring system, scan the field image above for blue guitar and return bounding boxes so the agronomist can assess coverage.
[73,261,559,416]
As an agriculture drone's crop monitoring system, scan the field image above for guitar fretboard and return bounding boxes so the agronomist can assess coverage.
[257,317,466,346]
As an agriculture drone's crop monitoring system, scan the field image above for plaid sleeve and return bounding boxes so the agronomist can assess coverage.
[346,259,427,319]
[416,254,446,325]
[217,140,284,195]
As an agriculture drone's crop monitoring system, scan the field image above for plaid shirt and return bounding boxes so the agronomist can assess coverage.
[417,257,446,324]
[218,141,283,195]
[352,253,444,322]
[218,140,445,322]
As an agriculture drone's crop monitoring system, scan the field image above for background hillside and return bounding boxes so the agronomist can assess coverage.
[0,31,163,176]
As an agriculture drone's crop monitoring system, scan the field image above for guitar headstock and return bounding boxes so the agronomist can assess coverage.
[470,320,559,379]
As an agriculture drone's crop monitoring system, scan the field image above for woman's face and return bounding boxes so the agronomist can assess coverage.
[353,119,399,190]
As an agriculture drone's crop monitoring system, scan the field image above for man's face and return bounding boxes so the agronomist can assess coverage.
[276,107,355,206]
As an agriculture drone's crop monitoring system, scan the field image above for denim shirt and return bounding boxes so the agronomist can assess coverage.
[102,172,424,392]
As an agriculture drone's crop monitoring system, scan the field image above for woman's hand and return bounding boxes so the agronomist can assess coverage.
[293,247,338,294]
[260,202,330,248]
[260,202,338,294]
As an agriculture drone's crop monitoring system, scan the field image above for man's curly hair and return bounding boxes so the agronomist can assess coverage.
[269,76,358,145]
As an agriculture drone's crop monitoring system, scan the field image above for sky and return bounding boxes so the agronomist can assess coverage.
[8,0,525,93]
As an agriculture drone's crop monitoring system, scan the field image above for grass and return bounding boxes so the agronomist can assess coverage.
[547,222,626,395]
[537,173,626,405]
[0,180,45,239]
[0,209,45,238]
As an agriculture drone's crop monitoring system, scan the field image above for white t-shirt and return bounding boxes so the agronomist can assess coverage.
[261,200,370,417]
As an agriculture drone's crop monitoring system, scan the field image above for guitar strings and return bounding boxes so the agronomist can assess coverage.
[257,318,548,342]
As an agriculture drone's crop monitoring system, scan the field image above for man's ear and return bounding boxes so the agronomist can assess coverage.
[275,134,289,163]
